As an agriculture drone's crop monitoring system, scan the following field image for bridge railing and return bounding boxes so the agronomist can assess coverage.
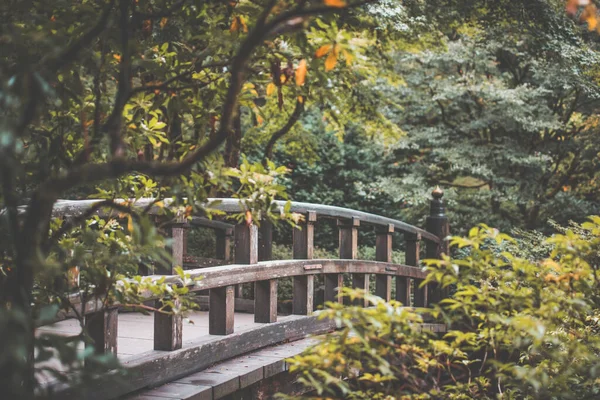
[41,190,449,396]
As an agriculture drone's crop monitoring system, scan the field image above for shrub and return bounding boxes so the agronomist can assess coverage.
[283,217,600,399]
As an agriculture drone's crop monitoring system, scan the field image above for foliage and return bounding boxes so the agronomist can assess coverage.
[283,218,600,399]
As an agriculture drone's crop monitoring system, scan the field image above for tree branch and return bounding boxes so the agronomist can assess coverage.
[263,97,304,163]
[43,0,116,73]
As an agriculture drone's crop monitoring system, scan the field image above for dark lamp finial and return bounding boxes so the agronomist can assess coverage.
[432,186,444,199]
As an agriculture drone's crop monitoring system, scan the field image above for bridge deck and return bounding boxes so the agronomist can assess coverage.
[38,310,263,361]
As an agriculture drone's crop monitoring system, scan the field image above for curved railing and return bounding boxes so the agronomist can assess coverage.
[41,192,450,399]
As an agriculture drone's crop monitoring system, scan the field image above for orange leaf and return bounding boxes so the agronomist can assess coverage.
[315,44,332,58]
[587,14,598,31]
[295,59,307,86]
[298,95,304,104]
[113,54,121,62]
[266,82,276,96]
[160,17,168,29]
[325,51,337,71]
[342,49,353,66]
[230,17,239,32]
[245,210,253,226]
[324,0,346,7]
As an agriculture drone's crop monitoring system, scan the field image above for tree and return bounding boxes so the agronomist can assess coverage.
[368,0,600,233]
[0,0,381,396]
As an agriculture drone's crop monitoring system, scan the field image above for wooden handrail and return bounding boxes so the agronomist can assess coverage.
[44,198,441,243]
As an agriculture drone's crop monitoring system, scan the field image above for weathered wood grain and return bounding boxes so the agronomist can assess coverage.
[254,280,277,323]
[154,299,183,351]
[209,286,235,335]
[85,307,118,356]
[375,224,394,301]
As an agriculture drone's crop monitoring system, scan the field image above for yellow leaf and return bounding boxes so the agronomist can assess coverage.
[245,210,253,226]
[113,53,121,62]
[298,95,304,104]
[315,44,332,58]
[127,215,133,232]
[239,16,248,33]
[342,49,353,66]
[325,50,337,71]
[266,82,276,96]
[280,75,286,84]
[160,17,168,29]
[295,59,307,86]
[324,0,346,7]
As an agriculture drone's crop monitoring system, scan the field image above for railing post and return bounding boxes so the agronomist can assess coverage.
[255,220,277,323]
[234,222,259,298]
[404,233,421,307]
[292,212,316,315]
[375,224,394,301]
[426,187,450,304]
[215,227,234,263]
[171,216,188,274]
[154,298,182,351]
[339,217,368,306]
[85,307,118,356]
[209,285,235,335]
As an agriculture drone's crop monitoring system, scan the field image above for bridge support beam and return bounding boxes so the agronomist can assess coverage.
[235,223,258,299]
[375,224,394,302]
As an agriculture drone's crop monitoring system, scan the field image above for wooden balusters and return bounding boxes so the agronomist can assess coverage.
[154,298,182,351]
[340,218,369,306]
[171,217,188,274]
[375,224,394,301]
[426,187,450,305]
[85,307,118,356]
[209,285,235,335]
[235,223,259,265]
[255,221,277,323]
[215,227,234,263]
[292,212,316,315]
[404,232,423,307]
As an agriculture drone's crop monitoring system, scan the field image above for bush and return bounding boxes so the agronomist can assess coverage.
[282,217,600,399]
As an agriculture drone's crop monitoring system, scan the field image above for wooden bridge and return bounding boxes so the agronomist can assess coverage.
[38,190,450,400]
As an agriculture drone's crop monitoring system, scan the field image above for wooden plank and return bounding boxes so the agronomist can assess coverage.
[131,382,211,400]
[323,273,343,304]
[153,299,183,351]
[258,220,273,262]
[209,285,235,335]
[292,212,316,259]
[85,307,118,355]
[375,224,394,301]
[50,315,337,399]
[292,275,313,315]
[254,279,277,323]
